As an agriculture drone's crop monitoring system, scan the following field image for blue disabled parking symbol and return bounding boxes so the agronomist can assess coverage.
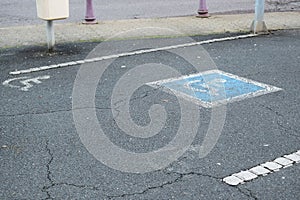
[148,70,282,108]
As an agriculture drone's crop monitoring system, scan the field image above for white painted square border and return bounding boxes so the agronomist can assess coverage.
[147,70,283,108]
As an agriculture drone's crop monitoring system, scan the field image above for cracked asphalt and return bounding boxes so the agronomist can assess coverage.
[0,30,300,199]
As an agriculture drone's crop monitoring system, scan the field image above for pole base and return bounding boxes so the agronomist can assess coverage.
[197,10,210,18]
[250,20,268,34]
[82,20,98,24]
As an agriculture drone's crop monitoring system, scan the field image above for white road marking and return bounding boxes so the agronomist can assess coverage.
[2,76,50,91]
[274,157,293,168]
[262,162,282,171]
[9,34,257,75]
[223,149,300,186]
[3,77,29,88]
[234,171,258,181]
[223,176,243,186]
[249,166,271,176]
[284,154,300,163]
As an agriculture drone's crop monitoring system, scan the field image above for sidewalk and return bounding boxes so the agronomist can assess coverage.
[0,12,299,48]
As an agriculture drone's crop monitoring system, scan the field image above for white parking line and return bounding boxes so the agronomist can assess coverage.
[9,34,257,75]
[223,150,300,186]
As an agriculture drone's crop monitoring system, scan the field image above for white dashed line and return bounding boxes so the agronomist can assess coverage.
[249,166,271,176]
[284,153,300,163]
[9,34,257,75]
[223,176,243,186]
[223,149,300,186]
[274,157,293,168]
[234,171,258,181]
[261,162,282,171]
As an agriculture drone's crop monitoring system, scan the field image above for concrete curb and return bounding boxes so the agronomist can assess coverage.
[0,12,299,48]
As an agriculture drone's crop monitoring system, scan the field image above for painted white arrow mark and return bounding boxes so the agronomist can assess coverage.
[2,76,50,91]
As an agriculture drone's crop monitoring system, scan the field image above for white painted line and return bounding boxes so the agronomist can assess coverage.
[284,154,300,163]
[223,149,300,186]
[76,60,85,64]
[9,34,257,75]
[261,162,282,171]
[223,176,244,186]
[234,171,258,181]
[249,166,271,176]
[274,157,293,168]
[84,59,96,63]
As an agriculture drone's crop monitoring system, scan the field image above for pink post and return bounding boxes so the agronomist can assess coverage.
[84,0,97,24]
[197,0,210,18]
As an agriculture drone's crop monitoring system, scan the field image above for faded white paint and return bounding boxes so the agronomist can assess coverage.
[2,76,50,91]
[9,34,257,75]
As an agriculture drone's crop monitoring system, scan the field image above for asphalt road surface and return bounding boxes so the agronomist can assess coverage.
[2,0,299,27]
[0,29,299,199]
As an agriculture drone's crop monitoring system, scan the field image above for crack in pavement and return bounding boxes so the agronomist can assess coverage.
[0,86,163,119]
[258,104,300,139]
[41,140,104,200]
[259,104,284,118]
[40,141,222,200]
[107,175,182,199]
[107,171,221,199]
[112,86,163,108]
[237,186,259,200]
[112,86,164,120]
[167,170,221,181]
[0,107,112,118]
[36,98,292,199]
[42,140,54,200]
[276,120,300,140]
[39,139,234,200]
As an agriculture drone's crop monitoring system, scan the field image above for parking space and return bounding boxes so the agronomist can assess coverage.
[0,30,299,199]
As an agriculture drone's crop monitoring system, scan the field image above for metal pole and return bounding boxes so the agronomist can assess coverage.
[251,0,267,33]
[46,20,55,52]
[84,0,97,24]
[197,0,209,18]
[255,0,265,22]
